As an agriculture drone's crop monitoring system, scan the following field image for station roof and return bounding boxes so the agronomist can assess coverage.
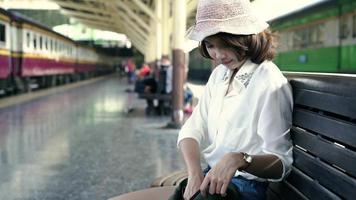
[50,0,198,57]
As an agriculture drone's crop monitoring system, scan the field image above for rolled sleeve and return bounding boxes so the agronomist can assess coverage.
[177,83,210,148]
[257,82,294,182]
[177,68,219,148]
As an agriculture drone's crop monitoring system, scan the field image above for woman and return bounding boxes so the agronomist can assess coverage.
[177,0,293,199]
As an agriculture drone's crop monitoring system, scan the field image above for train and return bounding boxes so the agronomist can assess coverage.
[187,0,356,81]
[0,7,118,95]
[271,0,356,73]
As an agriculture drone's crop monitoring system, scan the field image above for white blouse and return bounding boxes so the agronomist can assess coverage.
[177,59,293,182]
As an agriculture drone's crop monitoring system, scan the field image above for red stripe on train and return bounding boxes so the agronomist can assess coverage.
[0,55,10,79]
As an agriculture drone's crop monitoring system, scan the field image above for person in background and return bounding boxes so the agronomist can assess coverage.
[125,58,136,84]
[133,63,157,115]
[134,63,153,94]
[137,63,151,79]
[159,57,173,94]
[183,83,193,115]
[175,0,293,199]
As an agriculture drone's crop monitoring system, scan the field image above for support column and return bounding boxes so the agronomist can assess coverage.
[169,0,186,128]
[146,29,157,63]
[155,0,162,61]
[161,0,171,58]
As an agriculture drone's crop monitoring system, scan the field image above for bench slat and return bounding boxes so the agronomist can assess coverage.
[138,93,171,100]
[292,88,356,119]
[268,181,308,200]
[287,75,356,100]
[266,188,282,200]
[286,167,342,200]
[287,75,356,98]
[291,126,356,177]
[293,148,356,199]
[293,109,356,149]
[151,171,187,187]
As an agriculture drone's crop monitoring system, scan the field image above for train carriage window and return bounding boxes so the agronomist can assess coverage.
[0,23,5,43]
[293,29,309,49]
[45,37,48,50]
[54,40,57,52]
[309,24,325,46]
[33,33,37,50]
[340,16,350,39]
[39,36,43,50]
[309,26,317,45]
[353,14,356,38]
[26,32,31,48]
[316,24,325,44]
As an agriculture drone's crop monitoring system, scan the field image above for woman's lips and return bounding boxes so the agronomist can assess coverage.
[222,60,232,65]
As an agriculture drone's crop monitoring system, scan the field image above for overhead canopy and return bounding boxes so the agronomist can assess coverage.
[51,0,198,62]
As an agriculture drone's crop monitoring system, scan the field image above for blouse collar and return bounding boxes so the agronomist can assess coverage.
[221,59,259,88]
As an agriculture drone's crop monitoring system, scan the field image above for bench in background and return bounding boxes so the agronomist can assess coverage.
[138,92,171,115]
[138,93,171,101]
[137,67,172,115]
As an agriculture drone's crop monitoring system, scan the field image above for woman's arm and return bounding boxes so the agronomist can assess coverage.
[200,152,283,196]
[179,138,202,175]
[243,153,283,179]
[179,138,204,200]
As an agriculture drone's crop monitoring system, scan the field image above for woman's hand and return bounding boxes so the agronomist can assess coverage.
[183,172,204,200]
[200,152,245,197]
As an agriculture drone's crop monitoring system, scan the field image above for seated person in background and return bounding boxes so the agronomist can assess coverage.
[183,84,193,114]
[159,57,173,94]
[135,58,174,115]
[134,63,153,94]
[134,64,158,114]
[137,63,151,78]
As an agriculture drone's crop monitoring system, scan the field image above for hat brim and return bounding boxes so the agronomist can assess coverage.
[186,16,269,42]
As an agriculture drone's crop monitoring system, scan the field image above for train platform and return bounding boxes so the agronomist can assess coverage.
[0,75,197,200]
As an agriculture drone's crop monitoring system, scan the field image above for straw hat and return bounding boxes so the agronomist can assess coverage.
[186,0,269,41]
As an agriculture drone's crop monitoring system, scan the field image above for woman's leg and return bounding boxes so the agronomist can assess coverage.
[231,176,268,200]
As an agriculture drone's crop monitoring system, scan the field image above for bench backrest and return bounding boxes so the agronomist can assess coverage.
[267,73,356,200]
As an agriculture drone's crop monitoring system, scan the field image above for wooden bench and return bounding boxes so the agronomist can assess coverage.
[109,73,356,200]
[138,92,171,115]
[138,92,171,101]
[266,73,356,200]
[137,68,172,115]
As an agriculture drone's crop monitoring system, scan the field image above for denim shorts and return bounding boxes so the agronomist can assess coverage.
[204,166,268,200]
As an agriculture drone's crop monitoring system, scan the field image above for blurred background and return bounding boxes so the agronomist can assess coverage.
[0,0,355,199]
[2,0,353,84]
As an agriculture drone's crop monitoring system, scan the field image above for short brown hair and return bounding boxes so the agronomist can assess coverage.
[199,29,277,64]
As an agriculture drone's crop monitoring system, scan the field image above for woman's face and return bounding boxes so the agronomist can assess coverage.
[204,37,245,70]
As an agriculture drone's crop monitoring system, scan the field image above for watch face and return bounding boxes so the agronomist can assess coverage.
[245,155,252,163]
[240,153,252,171]
[243,153,252,163]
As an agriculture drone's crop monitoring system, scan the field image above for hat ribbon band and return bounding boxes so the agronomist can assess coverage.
[195,13,251,24]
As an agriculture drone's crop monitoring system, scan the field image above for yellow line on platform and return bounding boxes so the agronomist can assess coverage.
[0,75,115,109]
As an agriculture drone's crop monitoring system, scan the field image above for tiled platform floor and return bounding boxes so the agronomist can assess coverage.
[0,75,185,200]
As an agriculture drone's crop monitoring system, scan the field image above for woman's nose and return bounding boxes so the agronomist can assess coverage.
[214,49,226,60]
